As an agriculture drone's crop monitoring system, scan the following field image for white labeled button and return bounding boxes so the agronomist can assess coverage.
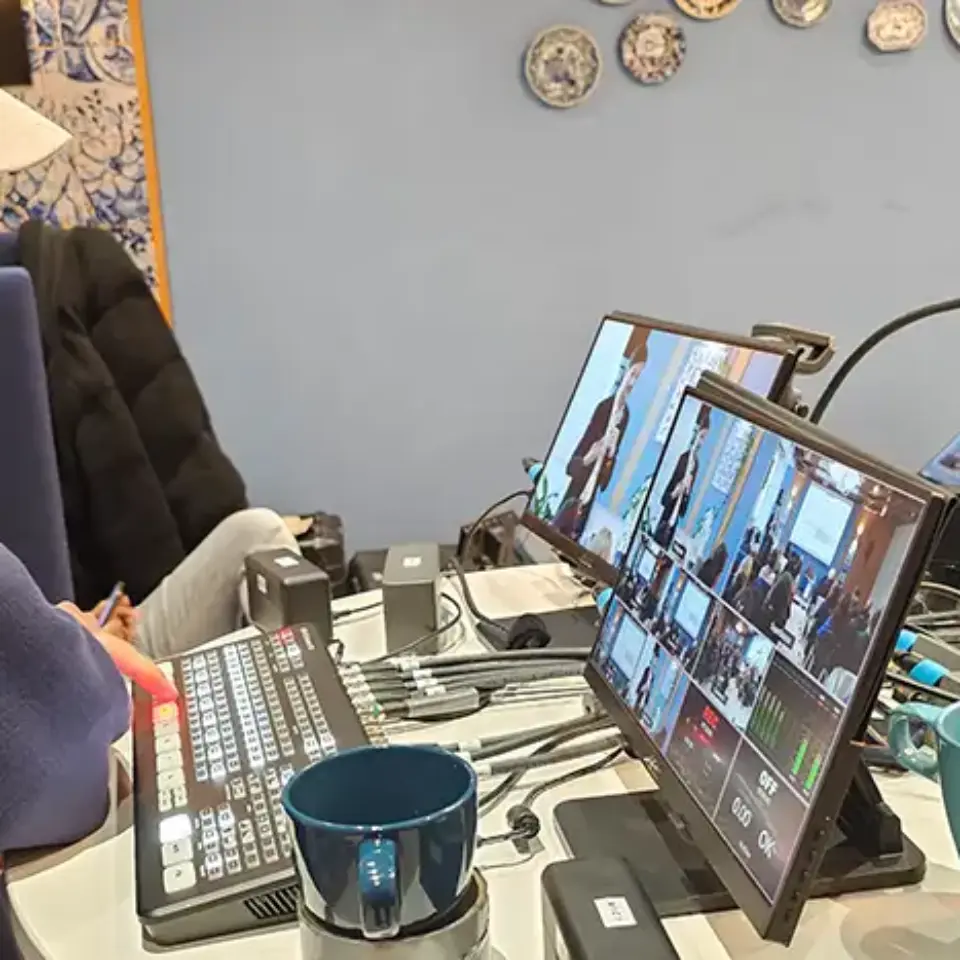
[158,790,173,813]
[157,769,186,792]
[154,720,180,739]
[210,762,226,780]
[156,750,183,772]
[155,734,181,755]
[162,862,197,894]
[159,813,193,844]
[173,786,189,808]
[161,837,194,867]
[225,855,242,875]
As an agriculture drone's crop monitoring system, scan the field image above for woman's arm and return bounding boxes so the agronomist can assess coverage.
[0,545,130,853]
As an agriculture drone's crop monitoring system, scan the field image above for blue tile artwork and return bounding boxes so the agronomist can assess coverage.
[0,0,160,291]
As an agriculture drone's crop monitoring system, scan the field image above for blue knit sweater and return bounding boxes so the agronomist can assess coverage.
[0,544,130,956]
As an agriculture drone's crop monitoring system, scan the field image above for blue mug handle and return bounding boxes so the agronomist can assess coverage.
[888,701,943,780]
[357,838,400,939]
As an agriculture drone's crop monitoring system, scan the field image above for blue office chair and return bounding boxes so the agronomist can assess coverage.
[0,231,73,602]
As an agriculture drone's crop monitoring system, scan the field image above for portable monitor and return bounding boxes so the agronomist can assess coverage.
[574,373,949,944]
[523,313,798,586]
[917,432,960,587]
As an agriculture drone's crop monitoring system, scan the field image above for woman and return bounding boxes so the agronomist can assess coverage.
[652,405,712,549]
[554,333,650,543]
[0,543,174,957]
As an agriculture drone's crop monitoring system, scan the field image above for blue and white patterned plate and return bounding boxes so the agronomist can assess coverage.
[674,0,742,19]
[946,0,960,45]
[866,0,927,51]
[620,13,686,85]
[772,0,832,26]
[524,25,603,109]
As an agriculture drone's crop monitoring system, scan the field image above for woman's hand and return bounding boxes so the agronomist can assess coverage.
[57,601,176,702]
[93,593,137,643]
[56,601,100,634]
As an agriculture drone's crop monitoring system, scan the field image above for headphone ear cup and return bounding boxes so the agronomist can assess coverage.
[506,613,551,650]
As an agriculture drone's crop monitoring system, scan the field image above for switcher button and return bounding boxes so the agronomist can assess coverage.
[162,838,194,867]
[159,813,193,843]
[157,769,185,792]
[155,735,180,755]
[162,862,197,894]
[156,750,183,772]
[153,703,178,724]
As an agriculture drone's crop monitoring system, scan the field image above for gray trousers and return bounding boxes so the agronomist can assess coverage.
[137,508,299,659]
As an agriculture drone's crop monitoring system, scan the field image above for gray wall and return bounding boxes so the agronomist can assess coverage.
[141,0,960,550]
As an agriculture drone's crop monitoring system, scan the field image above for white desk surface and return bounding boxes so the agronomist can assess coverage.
[9,564,960,960]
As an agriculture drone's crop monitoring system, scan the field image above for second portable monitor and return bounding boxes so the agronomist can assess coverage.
[523,313,798,584]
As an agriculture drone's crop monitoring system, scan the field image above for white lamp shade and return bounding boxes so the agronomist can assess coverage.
[0,89,71,174]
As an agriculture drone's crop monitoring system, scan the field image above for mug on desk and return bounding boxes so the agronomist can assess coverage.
[281,743,478,940]
[888,700,960,853]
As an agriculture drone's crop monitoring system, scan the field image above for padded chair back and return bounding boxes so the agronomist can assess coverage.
[0,253,73,601]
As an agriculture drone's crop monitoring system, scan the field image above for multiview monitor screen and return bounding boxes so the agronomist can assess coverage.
[523,314,798,584]
[920,431,960,488]
[587,376,946,944]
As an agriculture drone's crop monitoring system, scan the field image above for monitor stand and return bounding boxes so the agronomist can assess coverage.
[554,760,925,918]
[489,606,601,651]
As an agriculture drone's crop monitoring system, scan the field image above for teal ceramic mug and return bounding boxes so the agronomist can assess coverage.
[888,700,960,853]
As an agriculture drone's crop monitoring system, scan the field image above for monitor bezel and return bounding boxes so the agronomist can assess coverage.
[585,371,950,945]
[521,312,800,586]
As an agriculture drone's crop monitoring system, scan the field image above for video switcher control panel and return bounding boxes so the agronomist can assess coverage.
[132,623,384,946]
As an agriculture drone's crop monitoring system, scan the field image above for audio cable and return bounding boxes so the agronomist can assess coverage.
[478,723,618,814]
[475,733,624,849]
[456,488,531,564]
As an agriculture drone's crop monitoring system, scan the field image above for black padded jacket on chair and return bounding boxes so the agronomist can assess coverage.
[15,221,248,608]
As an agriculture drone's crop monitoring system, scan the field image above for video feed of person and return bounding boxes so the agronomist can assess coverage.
[920,432,960,488]
[592,392,927,905]
[525,316,790,576]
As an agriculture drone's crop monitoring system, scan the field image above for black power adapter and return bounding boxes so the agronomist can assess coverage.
[542,858,680,960]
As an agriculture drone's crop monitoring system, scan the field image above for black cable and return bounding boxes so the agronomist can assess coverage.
[450,557,506,634]
[478,723,610,813]
[457,489,531,564]
[810,297,960,424]
[356,593,463,666]
[333,600,383,622]
[472,715,610,762]
[521,747,623,807]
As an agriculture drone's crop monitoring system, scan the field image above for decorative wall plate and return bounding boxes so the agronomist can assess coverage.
[674,0,742,19]
[772,0,832,27]
[866,0,927,51]
[620,14,687,85]
[946,0,960,46]
[524,25,602,109]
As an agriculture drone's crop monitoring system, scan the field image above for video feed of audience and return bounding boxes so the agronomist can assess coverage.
[920,432,960,488]
[593,392,928,903]
[526,317,788,572]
